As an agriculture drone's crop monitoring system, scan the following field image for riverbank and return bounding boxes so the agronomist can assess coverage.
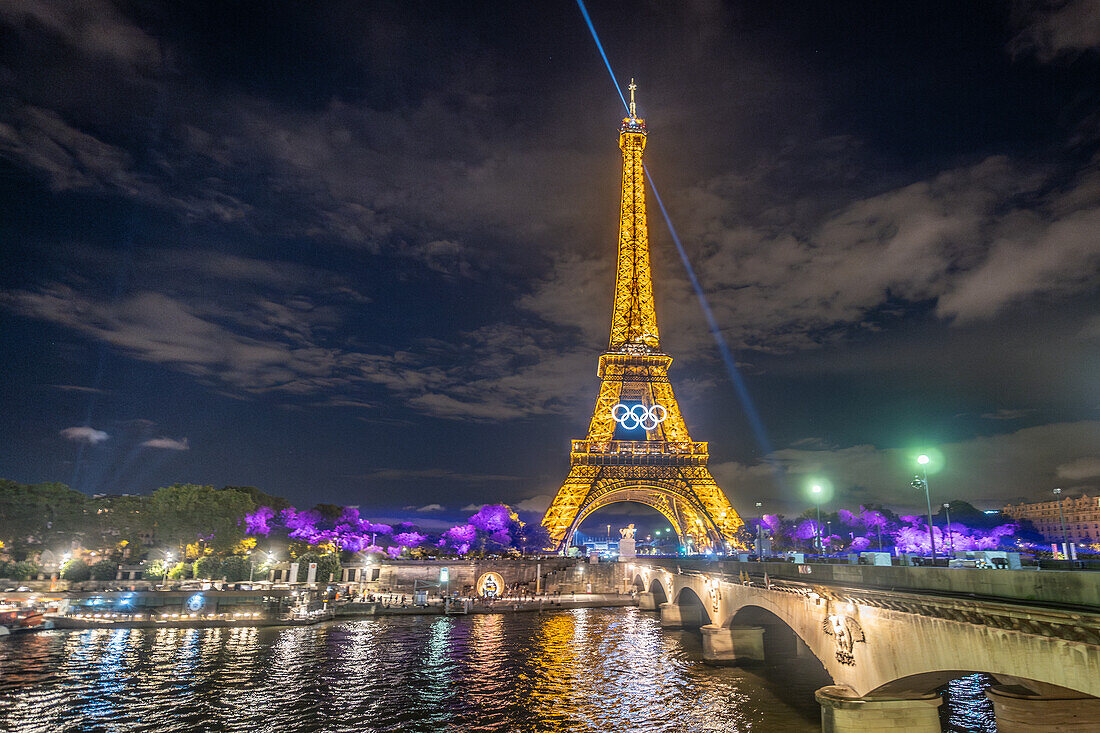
[337,592,637,617]
[38,593,638,630]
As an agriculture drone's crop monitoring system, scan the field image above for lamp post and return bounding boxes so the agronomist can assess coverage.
[755,502,763,554]
[811,484,823,554]
[163,553,173,585]
[942,503,953,553]
[1053,488,1069,558]
[915,454,937,564]
[248,551,255,583]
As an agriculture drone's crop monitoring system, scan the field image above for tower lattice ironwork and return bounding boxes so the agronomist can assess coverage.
[541,82,743,553]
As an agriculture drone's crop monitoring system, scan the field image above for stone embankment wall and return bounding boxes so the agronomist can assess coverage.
[357,557,624,595]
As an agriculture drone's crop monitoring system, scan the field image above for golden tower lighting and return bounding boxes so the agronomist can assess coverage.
[541,81,744,553]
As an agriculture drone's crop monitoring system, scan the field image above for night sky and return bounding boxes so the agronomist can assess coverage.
[1,1,1098,532]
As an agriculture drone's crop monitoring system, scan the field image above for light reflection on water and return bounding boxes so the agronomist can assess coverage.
[0,608,986,733]
[941,673,997,733]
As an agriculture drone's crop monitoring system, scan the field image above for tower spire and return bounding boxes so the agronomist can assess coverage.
[610,78,655,350]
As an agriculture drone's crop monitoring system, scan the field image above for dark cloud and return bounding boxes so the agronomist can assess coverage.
[1011,0,1100,61]
[713,421,1100,513]
[0,1,1097,510]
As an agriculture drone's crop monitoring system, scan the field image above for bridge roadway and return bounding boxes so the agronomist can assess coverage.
[625,557,1100,732]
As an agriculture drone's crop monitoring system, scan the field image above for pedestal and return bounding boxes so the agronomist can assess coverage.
[659,601,709,628]
[701,624,765,666]
[986,685,1100,732]
[815,685,942,732]
[618,538,636,558]
[637,591,657,611]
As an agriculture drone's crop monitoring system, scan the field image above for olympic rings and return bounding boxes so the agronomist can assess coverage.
[611,403,668,431]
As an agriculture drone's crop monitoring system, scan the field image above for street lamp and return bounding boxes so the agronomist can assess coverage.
[811,484,823,554]
[1053,488,1069,557]
[163,553,173,585]
[914,454,937,564]
[755,502,764,554]
[942,503,953,553]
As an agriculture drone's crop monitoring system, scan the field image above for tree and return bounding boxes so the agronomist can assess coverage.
[89,559,119,580]
[86,494,152,557]
[218,555,250,582]
[149,484,255,553]
[193,555,220,579]
[315,553,340,583]
[312,503,345,521]
[294,552,320,582]
[0,479,87,558]
[222,486,290,512]
[143,560,169,581]
[0,560,40,580]
[167,562,193,580]
[61,559,90,582]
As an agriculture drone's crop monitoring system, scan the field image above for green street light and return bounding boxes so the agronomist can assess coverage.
[811,484,823,554]
[914,454,937,564]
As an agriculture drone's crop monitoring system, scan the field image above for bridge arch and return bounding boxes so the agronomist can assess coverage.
[631,574,645,592]
[671,586,713,628]
[648,577,669,606]
[729,604,832,680]
[715,585,1100,700]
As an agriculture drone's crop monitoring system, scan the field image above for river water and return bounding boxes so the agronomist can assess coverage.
[0,608,995,732]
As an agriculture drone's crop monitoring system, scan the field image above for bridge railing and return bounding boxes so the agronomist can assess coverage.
[628,556,1100,609]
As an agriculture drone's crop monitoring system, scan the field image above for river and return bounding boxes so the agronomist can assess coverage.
[0,608,996,732]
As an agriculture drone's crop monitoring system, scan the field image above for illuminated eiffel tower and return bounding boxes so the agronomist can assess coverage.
[541,82,743,553]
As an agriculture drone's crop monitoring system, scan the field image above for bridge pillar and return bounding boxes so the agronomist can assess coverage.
[637,591,657,611]
[701,624,765,666]
[986,685,1100,732]
[815,686,943,732]
[659,602,708,628]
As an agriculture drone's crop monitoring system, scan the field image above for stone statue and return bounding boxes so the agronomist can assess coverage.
[620,524,636,540]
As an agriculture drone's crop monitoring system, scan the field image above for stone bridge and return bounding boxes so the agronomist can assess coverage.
[627,558,1100,732]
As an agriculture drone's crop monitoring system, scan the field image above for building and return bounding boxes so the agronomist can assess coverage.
[1002,494,1100,544]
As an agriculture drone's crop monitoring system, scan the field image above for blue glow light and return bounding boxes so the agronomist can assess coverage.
[575,0,629,113]
[575,1,778,469]
[644,169,776,462]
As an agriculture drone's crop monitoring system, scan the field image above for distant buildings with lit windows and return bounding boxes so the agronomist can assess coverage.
[1002,494,1100,544]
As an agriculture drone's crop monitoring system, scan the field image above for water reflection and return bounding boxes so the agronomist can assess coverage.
[0,609,989,733]
[941,673,997,733]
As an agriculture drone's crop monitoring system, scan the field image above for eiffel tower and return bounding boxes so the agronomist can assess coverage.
[541,82,743,553]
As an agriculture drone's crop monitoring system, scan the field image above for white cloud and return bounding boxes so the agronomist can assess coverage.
[460,504,484,512]
[416,503,444,512]
[514,494,553,513]
[1056,457,1100,481]
[140,437,190,451]
[59,426,109,444]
